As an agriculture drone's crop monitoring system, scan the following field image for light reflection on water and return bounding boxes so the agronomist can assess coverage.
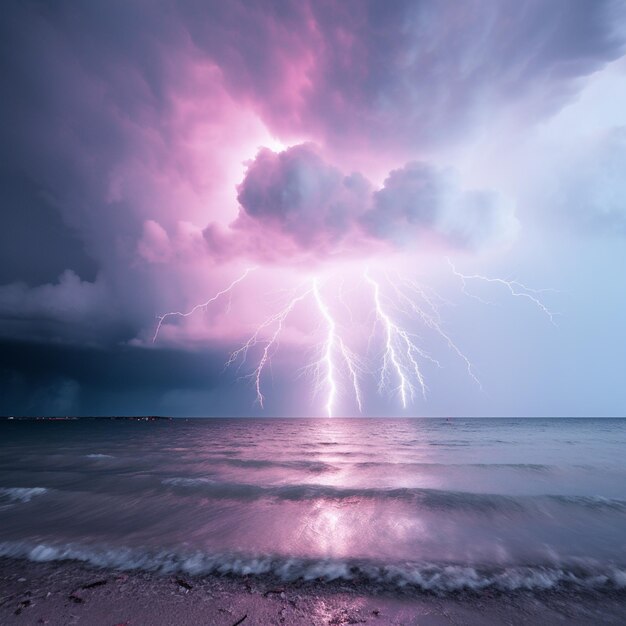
[0,417,626,578]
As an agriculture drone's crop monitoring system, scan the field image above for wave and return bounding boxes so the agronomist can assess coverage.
[211,458,553,473]
[220,459,336,473]
[354,462,552,472]
[0,540,624,594]
[0,487,48,503]
[160,478,626,513]
[219,459,551,473]
[85,454,115,459]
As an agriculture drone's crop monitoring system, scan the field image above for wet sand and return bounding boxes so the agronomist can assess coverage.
[1,557,626,625]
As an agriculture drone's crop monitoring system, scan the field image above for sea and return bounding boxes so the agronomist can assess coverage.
[1,417,626,595]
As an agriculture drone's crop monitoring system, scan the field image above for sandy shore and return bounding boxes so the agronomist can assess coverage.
[1,557,626,625]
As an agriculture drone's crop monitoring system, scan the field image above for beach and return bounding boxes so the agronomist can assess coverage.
[1,418,626,624]
[3,556,626,625]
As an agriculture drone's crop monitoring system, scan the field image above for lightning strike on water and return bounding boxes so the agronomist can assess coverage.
[153,259,555,416]
[152,267,257,343]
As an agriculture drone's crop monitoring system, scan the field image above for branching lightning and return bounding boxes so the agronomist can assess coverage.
[152,267,257,343]
[447,258,557,325]
[385,272,481,389]
[312,279,338,417]
[365,272,427,407]
[153,259,555,416]
[225,283,313,408]
[311,278,363,417]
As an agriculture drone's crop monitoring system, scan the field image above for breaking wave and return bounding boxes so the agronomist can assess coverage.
[0,487,48,503]
[1,540,625,594]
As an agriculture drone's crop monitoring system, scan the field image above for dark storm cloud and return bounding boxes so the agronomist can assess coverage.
[179,0,626,150]
[0,1,164,344]
[0,0,624,414]
[0,338,227,416]
[1,0,623,305]
[0,0,210,349]
[0,172,97,286]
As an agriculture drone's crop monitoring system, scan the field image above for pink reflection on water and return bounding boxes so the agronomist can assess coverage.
[295,498,429,561]
[286,419,431,559]
[301,502,349,557]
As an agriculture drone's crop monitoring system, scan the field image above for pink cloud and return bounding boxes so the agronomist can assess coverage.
[199,144,518,265]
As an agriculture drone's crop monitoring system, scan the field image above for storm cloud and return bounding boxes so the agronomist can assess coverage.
[1,0,625,415]
[549,126,626,234]
[181,0,626,152]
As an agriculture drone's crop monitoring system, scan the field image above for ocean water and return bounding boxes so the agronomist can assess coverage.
[1,417,626,594]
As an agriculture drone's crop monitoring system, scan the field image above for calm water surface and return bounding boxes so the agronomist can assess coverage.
[1,418,626,592]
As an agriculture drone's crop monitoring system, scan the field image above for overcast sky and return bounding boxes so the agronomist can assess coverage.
[1,0,626,417]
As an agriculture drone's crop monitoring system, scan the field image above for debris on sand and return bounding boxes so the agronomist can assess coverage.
[176,577,193,591]
[81,579,108,590]
[263,588,285,597]
[14,598,31,615]
[68,592,84,604]
[68,578,108,604]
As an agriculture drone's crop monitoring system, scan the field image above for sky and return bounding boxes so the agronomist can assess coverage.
[1,0,626,417]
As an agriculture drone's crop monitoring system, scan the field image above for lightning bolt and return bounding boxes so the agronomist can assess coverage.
[226,283,313,408]
[312,279,337,417]
[152,259,555,416]
[447,258,557,325]
[311,279,363,417]
[226,277,363,416]
[385,272,481,389]
[365,271,429,407]
[152,267,256,342]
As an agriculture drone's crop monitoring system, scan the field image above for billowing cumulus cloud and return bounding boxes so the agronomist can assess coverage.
[364,163,517,250]
[205,144,517,261]
[230,144,372,258]
[237,145,369,248]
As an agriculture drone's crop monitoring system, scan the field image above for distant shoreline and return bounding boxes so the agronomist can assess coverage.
[0,416,172,421]
[2,415,625,421]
